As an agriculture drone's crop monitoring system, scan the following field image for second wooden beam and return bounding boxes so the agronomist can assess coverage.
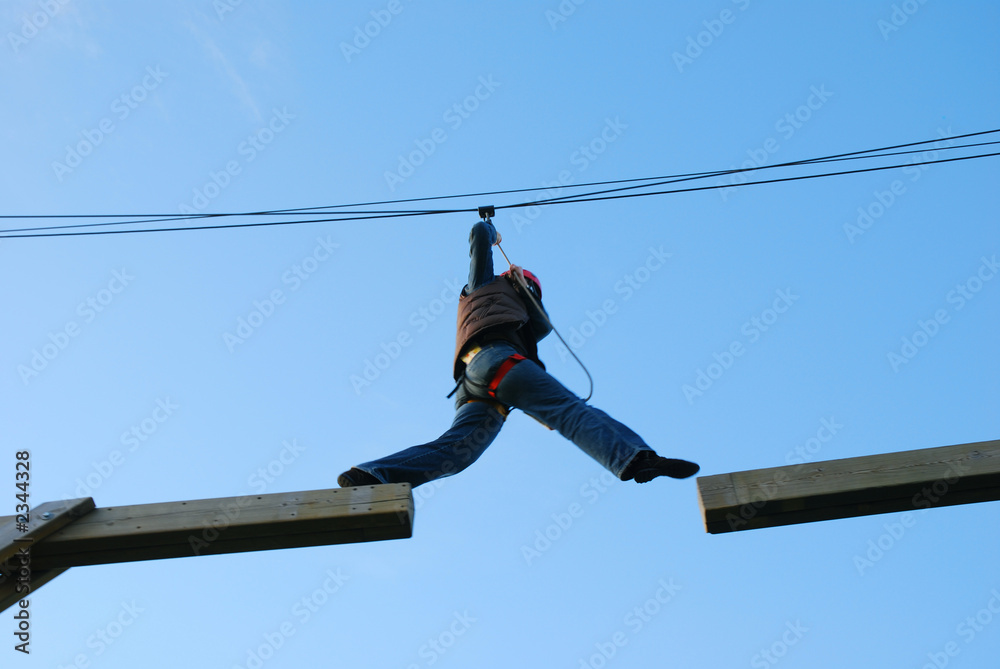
[697,439,1000,534]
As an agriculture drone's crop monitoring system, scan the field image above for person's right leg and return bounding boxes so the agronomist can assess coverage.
[340,343,518,488]
[346,398,506,488]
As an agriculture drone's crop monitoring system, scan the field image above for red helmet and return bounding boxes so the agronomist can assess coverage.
[503,268,542,299]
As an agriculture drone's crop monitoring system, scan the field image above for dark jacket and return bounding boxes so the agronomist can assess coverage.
[452,221,551,380]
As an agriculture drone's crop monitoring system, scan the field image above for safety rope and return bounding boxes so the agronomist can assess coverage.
[486,210,595,402]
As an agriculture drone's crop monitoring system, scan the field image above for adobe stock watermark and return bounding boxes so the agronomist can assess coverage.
[405,610,477,668]
[410,407,505,512]
[672,0,752,73]
[852,456,972,576]
[384,76,501,192]
[567,117,628,173]
[188,438,306,556]
[59,397,180,500]
[349,277,462,394]
[54,600,146,669]
[179,107,294,214]
[246,438,307,494]
[520,471,618,565]
[750,620,809,669]
[887,254,997,373]
[51,66,168,182]
[915,587,1000,669]
[682,288,799,404]
[877,0,929,41]
[723,416,844,532]
[6,0,72,54]
[511,116,628,234]
[223,236,338,352]
[545,0,586,30]
[843,126,954,243]
[213,0,246,21]
[233,567,350,669]
[340,0,408,63]
[554,245,671,362]
[577,577,682,668]
[17,268,134,385]
[718,85,834,202]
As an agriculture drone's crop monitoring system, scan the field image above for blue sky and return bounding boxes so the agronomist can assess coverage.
[1,1,998,667]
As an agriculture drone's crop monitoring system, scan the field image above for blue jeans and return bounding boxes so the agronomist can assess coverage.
[357,342,653,487]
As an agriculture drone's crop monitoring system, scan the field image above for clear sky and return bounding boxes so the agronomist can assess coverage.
[1,1,998,667]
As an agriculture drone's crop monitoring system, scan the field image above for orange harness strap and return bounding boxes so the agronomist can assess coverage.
[464,398,510,418]
[487,354,526,399]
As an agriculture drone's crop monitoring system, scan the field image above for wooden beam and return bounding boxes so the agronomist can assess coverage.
[697,439,1000,534]
[0,485,413,572]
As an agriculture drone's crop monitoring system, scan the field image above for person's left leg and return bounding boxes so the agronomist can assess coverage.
[493,358,699,481]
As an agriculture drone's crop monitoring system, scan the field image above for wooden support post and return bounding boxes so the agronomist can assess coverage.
[697,439,1000,534]
[0,498,95,612]
[0,485,413,612]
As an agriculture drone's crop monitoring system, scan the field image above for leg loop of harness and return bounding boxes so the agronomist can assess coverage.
[487,354,526,399]
[463,398,510,419]
[448,349,525,417]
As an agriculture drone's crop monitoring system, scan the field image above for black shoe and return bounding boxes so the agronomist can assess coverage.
[624,452,700,483]
[337,467,381,487]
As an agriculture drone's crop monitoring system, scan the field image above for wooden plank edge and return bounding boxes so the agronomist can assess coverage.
[31,500,414,569]
[701,440,1000,510]
[703,470,1000,523]
[703,472,1000,533]
[32,521,413,569]
[35,497,413,553]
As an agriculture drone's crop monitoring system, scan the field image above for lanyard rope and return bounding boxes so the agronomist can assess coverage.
[486,211,594,402]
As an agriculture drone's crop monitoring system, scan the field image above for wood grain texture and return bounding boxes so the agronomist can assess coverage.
[0,485,413,571]
[697,439,1000,533]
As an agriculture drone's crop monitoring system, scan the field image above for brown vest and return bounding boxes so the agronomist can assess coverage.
[453,277,540,379]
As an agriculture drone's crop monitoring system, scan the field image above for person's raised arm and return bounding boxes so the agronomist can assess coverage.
[466,220,498,293]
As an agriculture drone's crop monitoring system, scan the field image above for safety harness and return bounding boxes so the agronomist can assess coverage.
[448,344,525,403]
[486,351,526,397]
[459,343,559,429]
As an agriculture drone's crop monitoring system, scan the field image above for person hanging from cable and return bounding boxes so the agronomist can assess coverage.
[337,213,699,489]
